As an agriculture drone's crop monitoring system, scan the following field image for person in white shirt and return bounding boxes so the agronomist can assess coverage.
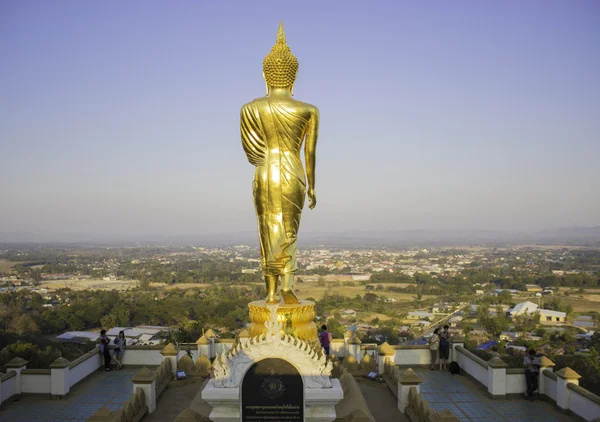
[523,349,540,400]
[429,328,440,370]
[113,331,127,370]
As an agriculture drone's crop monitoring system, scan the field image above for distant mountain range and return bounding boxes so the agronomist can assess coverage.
[1,227,600,247]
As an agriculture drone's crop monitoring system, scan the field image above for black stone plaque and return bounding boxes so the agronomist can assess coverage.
[241,358,304,422]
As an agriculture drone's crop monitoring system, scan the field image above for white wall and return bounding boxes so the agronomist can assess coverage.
[1,375,16,403]
[569,387,600,421]
[506,373,526,394]
[457,349,488,387]
[330,341,347,358]
[214,342,234,356]
[393,347,430,366]
[544,375,557,401]
[21,374,51,394]
[121,349,164,366]
[69,353,102,387]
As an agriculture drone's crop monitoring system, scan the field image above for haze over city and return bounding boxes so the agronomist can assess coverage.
[1,1,599,242]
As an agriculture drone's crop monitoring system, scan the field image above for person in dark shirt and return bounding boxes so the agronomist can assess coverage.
[99,329,112,371]
[524,349,541,401]
[319,325,332,357]
[439,325,450,371]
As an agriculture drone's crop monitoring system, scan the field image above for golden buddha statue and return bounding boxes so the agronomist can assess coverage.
[240,22,320,305]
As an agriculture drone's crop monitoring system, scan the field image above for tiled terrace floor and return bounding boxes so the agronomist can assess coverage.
[413,368,575,422]
[0,369,136,422]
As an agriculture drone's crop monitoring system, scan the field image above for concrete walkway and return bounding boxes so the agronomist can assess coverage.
[0,369,135,422]
[413,368,576,422]
[356,377,408,422]
[143,377,207,421]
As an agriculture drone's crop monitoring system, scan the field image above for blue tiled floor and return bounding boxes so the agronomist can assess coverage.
[0,370,135,421]
[413,368,571,421]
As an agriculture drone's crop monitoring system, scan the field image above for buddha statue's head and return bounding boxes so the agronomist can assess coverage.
[263,21,298,94]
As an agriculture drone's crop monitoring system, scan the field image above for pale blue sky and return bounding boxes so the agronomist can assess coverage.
[1,1,599,239]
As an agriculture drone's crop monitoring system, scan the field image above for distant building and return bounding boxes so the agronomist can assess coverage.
[475,290,484,295]
[56,331,100,343]
[499,331,521,341]
[408,311,434,320]
[525,284,543,292]
[508,301,566,323]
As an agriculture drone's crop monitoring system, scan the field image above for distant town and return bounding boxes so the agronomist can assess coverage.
[0,243,599,394]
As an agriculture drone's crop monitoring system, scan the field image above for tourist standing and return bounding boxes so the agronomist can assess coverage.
[429,328,440,370]
[113,331,127,370]
[439,325,450,371]
[319,325,332,357]
[99,329,112,371]
[524,349,540,401]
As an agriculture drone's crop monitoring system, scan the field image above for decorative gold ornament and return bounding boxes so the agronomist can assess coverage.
[248,300,318,344]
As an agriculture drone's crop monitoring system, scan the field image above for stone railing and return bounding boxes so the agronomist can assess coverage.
[405,386,460,422]
[382,358,401,398]
[0,347,102,403]
[177,353,211,378]
[155,357,173,397]
[334,367,375,422]
[450,345,600,421]
[87,387,147,422]
[454,346,489,388]
[566,382,600,421]
[68,346,103,388]
[21,368,51,394]
[0,370,18,404]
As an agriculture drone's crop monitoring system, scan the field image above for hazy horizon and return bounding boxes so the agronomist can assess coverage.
[1,1,599,237]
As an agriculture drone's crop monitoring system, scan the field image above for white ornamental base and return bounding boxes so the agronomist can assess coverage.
[202,378,344,422]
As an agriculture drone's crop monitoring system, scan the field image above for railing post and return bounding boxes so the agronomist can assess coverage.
[538,356,555,397]
[450,335,464,363]
[49,357,71,399]
[376,342,396,376]
[204,329,216,359]
[196,335,210,359]
[487,357,507,398]
[160,343,178,376]
[398,368,423,413]
[555,367,581,411]
[132,367,156,413]
[5,357,28,395]
[347,333,362,360]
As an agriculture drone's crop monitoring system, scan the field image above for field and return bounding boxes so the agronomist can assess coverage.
[40,279,139,291]
[0,259,17,272]
[517,289,600,313]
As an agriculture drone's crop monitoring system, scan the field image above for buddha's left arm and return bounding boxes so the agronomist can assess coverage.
[305,107,320,201]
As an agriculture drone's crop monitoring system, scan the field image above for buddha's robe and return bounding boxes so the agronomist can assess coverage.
[240,98,309,277]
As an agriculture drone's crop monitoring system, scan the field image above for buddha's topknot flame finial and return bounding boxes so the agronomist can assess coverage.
[276,20,286,45]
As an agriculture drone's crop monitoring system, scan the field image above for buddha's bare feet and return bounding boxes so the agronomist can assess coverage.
[280,289,299,304]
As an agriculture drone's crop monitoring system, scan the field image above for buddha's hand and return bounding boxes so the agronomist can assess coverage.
[308,189,317,209]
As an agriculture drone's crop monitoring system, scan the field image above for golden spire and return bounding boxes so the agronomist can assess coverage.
[263,21,299,89]
[276,20,285,45]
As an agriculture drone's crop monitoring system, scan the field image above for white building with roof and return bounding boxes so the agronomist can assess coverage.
[508,301,566,323]
[56,331,100,343]
[408,311,434,320]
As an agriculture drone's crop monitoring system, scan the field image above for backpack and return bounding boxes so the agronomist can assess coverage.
[449,361,461,375]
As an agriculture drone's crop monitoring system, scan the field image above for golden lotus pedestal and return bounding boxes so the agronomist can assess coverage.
[248,300,318,344]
